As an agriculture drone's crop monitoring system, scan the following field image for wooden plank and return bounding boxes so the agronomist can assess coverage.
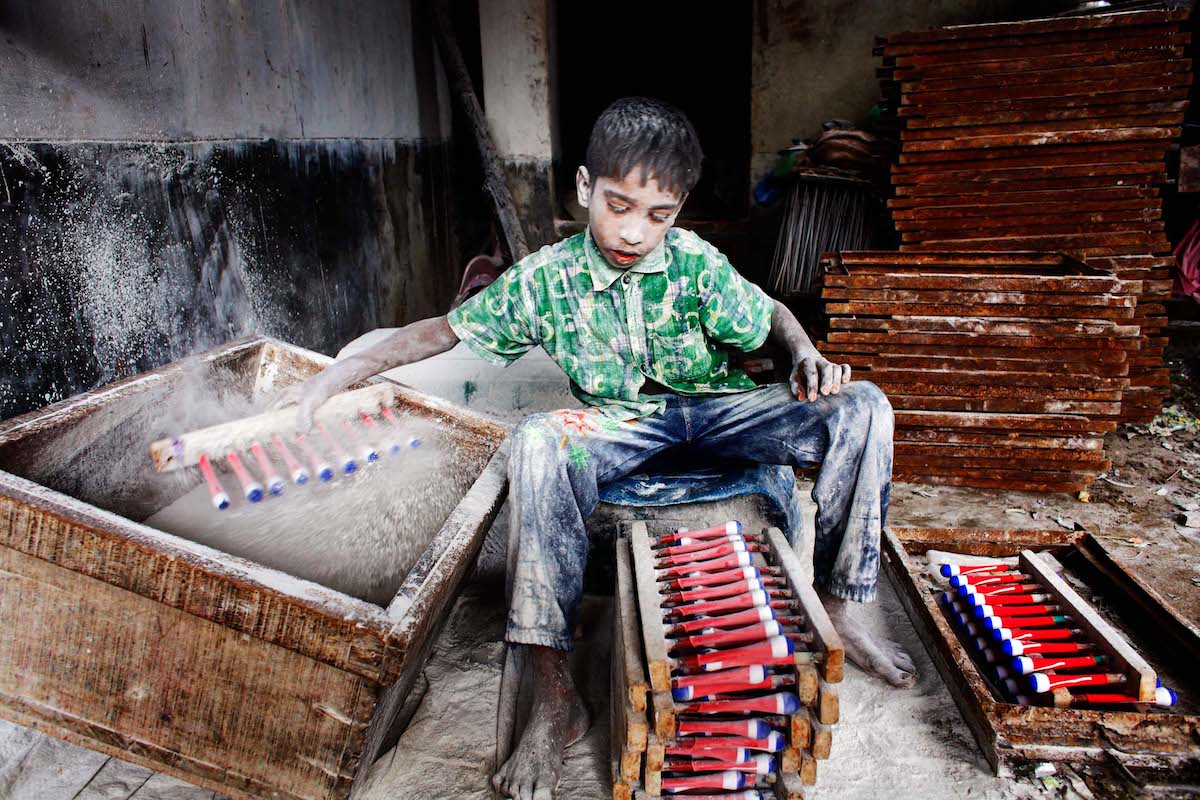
[797,663,819,706]
[817,681,839,726]
[614,538,650,715]
[644,736,665,797]
[764,528,844,683]
[790,709,812,750]
[627,522,672,695]
[0,546,375,800]
[1019,550,1156,701]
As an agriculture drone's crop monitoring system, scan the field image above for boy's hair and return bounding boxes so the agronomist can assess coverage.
[585,97,703,197]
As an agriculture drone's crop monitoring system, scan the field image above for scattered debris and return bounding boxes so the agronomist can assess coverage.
[912,488,936,498]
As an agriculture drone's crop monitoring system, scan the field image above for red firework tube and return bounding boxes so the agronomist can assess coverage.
[677,718,773,739]
[672,675,795,702]
[961,582,1041,598]
[1030,672,1126,693]
[342,419,379,463]
[657,794,765,800]
[656,540,748,567]
[197,454,231,510]
[272,434,309,484]
[659,551,753,579]
[941,562,1013,578]
[1015,654,1106,675]
[225,451,264,503]
[1003,639,1093,657]
[665,746,749,763]
[317,422,356,474]
[1072,687,1176,707]
[667,733,786,754]
[679,692,800,716]
[676,636,793,672]
[670,606,776,635]
[661,771,745,794]
[667,566,760,590]
[359,412,400,455]
[673,665,767,690]
[952,572,1027,590]
[659,533,747,558]
[656,521,742,545]
[667,590,769,619]
[992,625,1081,642]
[986,615,1072,632]
[970,593,1053,611]
[671,621,783,653]
[249,442,286,496]
[664,754,775,775]
[295,432,334,482]
[975,604,1062,621]
[664,579,762,604]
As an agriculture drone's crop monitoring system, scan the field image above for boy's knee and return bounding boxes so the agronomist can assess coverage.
[511,415,553,456]
[849,380,892,417]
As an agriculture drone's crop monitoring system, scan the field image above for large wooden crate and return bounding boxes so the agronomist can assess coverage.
[884,526,1200,785]
[0,336,510,800]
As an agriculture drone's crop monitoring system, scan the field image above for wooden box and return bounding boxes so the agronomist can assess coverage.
[884,526,1200,783]
[0,336,510,799]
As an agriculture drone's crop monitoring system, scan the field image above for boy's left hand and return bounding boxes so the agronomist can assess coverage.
[790,351,851,402]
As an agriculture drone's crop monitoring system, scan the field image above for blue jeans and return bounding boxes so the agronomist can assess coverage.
[505,381,894,650]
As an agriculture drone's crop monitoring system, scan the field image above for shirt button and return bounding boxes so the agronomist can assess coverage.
[623,274,631,284]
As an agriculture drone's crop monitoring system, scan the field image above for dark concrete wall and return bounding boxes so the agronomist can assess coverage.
[0,1,463,421]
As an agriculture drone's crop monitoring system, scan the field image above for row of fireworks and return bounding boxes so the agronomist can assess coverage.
[193,407,420,509]
[938,562,1175,708]
[647,521,810,797]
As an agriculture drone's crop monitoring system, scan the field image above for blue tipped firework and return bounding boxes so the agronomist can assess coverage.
[342,420,379,463]
[296,433,334,483]
[272,435,310,486]
[316,422,356,475]
[250,442,286,496]
[198,454,231,510]
[226,451,264,503]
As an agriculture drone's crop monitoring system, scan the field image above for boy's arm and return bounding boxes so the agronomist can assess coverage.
[273,315,460,429]
[768,299,851,402]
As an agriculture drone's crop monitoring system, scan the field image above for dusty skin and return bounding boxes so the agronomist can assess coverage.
[493,646,590,800]
[822,589,919,688]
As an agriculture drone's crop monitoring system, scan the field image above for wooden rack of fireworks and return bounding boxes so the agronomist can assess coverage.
[883,526,1200,783]
[611,520,844,800]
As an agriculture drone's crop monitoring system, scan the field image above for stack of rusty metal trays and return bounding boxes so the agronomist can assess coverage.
[819,251,1142,492]
[875,9,1191,422]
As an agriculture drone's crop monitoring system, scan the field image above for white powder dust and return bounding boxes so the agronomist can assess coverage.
[146,415,479,606]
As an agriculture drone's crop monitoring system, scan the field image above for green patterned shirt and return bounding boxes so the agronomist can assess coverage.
[447,227,774,420]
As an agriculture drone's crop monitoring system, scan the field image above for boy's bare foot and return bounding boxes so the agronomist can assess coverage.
[493,645,590,800]
[820,590,918,688]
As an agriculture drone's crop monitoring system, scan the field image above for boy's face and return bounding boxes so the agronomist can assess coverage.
[576,166,685,270]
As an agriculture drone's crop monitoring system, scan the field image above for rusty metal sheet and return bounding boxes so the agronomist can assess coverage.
[901,114,1185,142]
[891,193,1161,216]
[823,274,1129,293]
[826,301,1135,320]
[900,223,1165,244]
[901,100,1189,130]
[821,341,1131,364]
[902,125,1181,153]
[852,368,1130,391]
[892,472,1090,492]
[898,214,1163,235]
[829,315,1136,337]
[885,394,1121,415]
[828,353,1129,377]
[893,430,1105,450]
[893,410,1113,434]
[897,140,1166,166]
[882,10,1186,46]
[897,89,1189,118]
[827,331,1134,350]
[894,168,1165,192]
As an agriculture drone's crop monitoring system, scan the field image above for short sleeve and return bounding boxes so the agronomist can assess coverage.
[447,262,540,366]
[696,243,773,352]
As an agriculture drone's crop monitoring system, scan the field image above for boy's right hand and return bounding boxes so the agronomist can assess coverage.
[270,373,340,433]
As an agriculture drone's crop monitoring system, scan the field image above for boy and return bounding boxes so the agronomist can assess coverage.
[278,97,913,800]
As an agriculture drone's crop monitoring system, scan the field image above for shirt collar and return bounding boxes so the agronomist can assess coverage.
[584,227,669,291]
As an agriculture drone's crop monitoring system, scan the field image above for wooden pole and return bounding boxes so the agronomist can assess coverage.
[431,0,531,262]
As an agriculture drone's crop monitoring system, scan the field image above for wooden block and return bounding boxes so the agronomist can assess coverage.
[1019,549,1157,700]
[797,663,820,706]
[612,783,632,800]
[781,745,802,772]
[818,680,840,725]
[810,711,833,760]
[644,736,665,797]
[651,691,676,742]
[628,522,672,694]
[765,528,846,683]
[791,708,812,750]
[799,750,819,786]
[614,539,650,715]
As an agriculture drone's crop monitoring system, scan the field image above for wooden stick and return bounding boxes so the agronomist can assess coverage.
[149,384,398,472]
[764,528,845,682]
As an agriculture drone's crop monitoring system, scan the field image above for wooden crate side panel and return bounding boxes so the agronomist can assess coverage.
[0,546,376,800]
[0,490,392,683]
